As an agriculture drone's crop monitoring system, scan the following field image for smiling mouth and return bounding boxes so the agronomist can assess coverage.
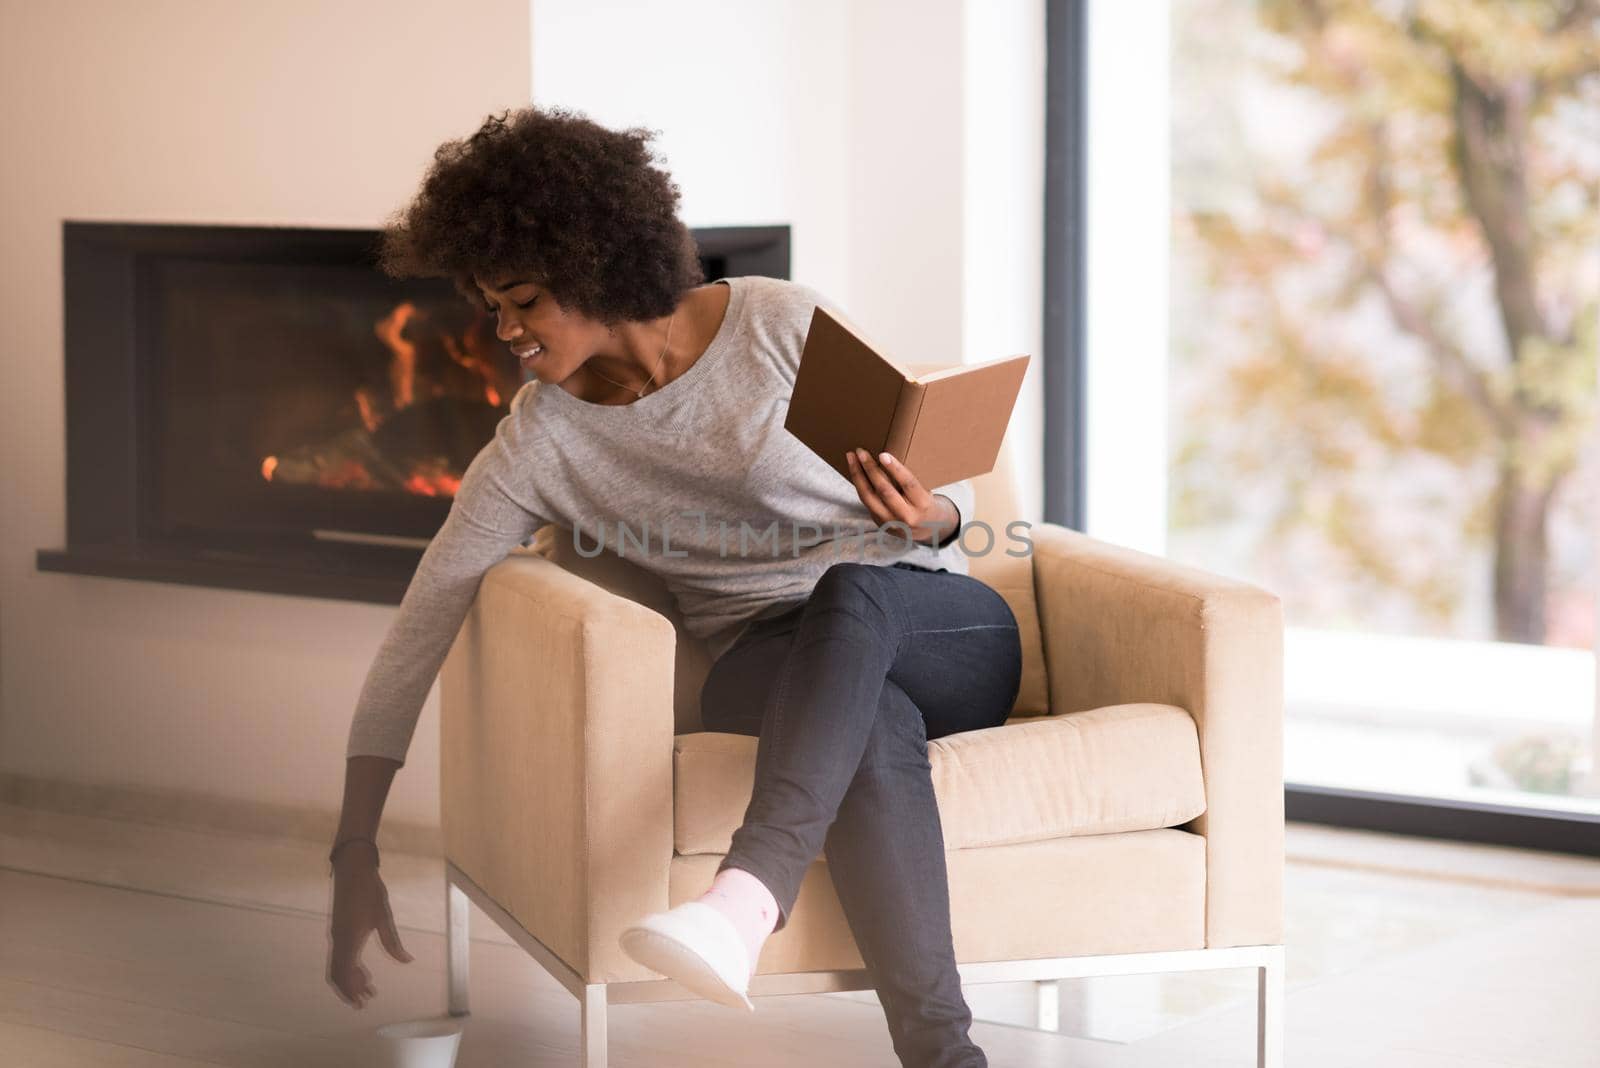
[512,343,545,366]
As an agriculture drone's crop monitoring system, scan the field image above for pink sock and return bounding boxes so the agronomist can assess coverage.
[695,867,780,969]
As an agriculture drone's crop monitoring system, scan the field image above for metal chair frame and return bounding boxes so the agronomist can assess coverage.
[444,860,1285,1067]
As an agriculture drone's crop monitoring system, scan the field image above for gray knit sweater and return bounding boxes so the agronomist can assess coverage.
[345,275,975,765]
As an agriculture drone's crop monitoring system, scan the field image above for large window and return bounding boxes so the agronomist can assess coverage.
[1076,0,1600,825]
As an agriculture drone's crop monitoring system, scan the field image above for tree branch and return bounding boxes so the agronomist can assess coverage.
[1357,117,1515,437]
[1449,60,1548,354]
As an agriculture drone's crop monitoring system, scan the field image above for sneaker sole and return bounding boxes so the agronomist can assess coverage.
[619,925,755,1012]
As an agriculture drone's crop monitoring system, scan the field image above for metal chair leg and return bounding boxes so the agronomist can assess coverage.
[1257,946,1284,1068]
[581,984,608,1068]
[446,879,471,1016]
[1034,978,1061,1032]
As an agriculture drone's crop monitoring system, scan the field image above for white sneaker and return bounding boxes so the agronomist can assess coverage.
[618,901,756,1012]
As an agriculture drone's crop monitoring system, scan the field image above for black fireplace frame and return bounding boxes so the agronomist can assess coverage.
[37,220,791,603]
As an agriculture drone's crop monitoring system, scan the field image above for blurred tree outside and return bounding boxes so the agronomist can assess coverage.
[1170,0,1600,647]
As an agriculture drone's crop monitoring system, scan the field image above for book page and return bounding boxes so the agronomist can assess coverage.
[912,353,1028,384]
[902,361,957,380]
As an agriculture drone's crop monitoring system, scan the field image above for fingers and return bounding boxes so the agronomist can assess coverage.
[376,896,415,964]
[848,449,928,526]
[845,450,891,525]
[859,450,917,519]
[329,903,391,1009]
[874,451,928,503]
[329,958,375,1009]
[328,935,373,1008]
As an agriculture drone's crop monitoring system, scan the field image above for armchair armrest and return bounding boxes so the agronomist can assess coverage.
[1030,523,1285,948]
[440,549,679,983]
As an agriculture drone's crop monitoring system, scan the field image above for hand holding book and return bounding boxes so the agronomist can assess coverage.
[784,305,1029,489]
[844,447,960,547]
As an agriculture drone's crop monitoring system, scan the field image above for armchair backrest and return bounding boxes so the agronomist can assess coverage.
[969,438,1022,535]
[963,440,1050,715]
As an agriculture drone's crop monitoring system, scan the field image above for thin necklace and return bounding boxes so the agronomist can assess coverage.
[588,309,676,399]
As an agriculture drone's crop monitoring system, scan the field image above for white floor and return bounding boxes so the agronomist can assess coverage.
[2,803,1598,1066]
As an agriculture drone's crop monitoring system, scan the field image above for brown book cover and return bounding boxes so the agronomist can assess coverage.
[783,305,1030,488]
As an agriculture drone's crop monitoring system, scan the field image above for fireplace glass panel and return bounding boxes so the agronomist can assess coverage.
[142,257,519,543]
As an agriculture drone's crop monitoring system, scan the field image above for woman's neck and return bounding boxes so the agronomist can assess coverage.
[565,282,730,404]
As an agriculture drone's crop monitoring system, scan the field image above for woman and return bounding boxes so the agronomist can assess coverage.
[326,105,1022,1068]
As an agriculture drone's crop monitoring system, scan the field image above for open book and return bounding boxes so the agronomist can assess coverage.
[783,304,1030,489]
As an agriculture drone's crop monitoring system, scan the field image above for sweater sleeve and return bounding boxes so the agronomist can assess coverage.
[344,408,548,766]
[930,477,975,549]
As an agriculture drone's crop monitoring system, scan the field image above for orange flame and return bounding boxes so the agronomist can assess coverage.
[259,301,505,496]
[375,302,419,410]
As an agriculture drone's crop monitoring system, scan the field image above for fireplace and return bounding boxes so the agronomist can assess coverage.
[38,221,791,602]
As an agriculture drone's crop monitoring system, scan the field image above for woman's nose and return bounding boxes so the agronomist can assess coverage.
[495,317,522,343]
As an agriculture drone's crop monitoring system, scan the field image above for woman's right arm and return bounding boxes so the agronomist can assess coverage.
[343,392,549,768]
[327,489,542,1005]
[335,755,401,849]
[328,399,548,1006]
[327,754,407,1008]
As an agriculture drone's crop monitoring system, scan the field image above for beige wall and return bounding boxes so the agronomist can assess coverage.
[532,0,1045,512]
[0,0,532,831]
[0,0,1043,836]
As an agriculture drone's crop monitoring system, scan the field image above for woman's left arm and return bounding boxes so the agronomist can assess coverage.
[845,447,966,548]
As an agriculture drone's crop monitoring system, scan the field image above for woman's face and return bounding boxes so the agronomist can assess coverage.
[473,273,607,385]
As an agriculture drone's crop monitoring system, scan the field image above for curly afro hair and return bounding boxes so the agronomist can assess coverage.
[378,105,705,326]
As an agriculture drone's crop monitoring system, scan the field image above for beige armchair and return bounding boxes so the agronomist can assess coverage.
[438,444,1286,1067]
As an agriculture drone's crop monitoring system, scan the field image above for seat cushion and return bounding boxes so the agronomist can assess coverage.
[669,829,1206,975]
[673,702,1206,855]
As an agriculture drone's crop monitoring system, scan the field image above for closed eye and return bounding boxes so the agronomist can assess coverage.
[485,295,538,316]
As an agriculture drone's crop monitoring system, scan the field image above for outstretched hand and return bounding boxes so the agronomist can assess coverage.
[845,448,959,547]
[327,855,413,1009]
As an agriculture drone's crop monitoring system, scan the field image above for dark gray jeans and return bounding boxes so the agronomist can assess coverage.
[699,560,1023,1068]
